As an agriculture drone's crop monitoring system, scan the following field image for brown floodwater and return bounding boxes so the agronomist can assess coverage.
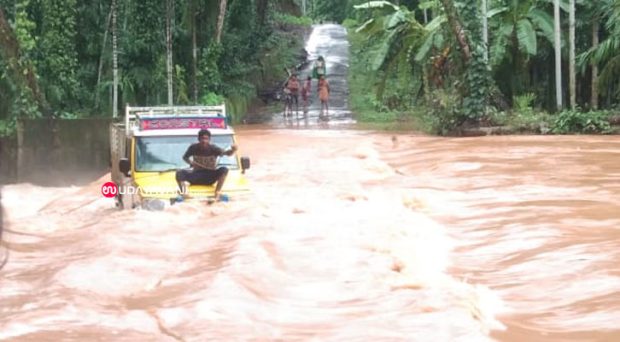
[1,128,619,341]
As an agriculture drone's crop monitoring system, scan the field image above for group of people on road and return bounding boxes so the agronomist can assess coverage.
[283,55,330,118]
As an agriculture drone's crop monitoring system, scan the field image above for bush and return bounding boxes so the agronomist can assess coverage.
[200,92,225,106]
[552,110,612,134]
[515,111,551,131]
[427,89,463,135]
[273,13,313,26]
[342,18,358,29]
[0,119,15,137]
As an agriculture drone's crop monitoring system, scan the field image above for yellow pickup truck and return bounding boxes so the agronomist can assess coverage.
[109,105,250,209]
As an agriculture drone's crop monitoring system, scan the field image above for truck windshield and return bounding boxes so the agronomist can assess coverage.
[135,135,238,172]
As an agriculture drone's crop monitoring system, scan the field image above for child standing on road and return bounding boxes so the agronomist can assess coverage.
[284,73,300,117]
[318,75,330,117]
[301,76,312,115]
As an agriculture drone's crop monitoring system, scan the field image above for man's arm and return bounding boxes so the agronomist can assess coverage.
[222,145,238,156]
[183,145,196,167]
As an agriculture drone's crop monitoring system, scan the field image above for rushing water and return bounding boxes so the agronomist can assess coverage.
[2,23,619,341]
[2,130,619,341]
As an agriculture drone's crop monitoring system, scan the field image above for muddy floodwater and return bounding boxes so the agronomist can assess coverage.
[2,128,619,341]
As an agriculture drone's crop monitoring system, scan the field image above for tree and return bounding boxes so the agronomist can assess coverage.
[0,6,49,116]
[122,0,165,105]
[353,1,427,100]
[215,0,227,44]
[486,0,554,100]
[591,16,599,109]
[482,0,488,62]
[166,0,174,105]
[39,0,79,111]
[437,0,471,61]
[438,0,492,120]
[256,0,269,28]
[189,0,198,102]
[488,0,555,59]
[569,0,576,109]
[593,0,620,104]
[94,3,112,112]
[554,0,562,111]
[577,0,620,108]
[314,0,347,22]
[112,0,118,117]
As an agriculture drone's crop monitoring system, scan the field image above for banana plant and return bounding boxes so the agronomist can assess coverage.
[354,1,440,100]
[487,0,555,66]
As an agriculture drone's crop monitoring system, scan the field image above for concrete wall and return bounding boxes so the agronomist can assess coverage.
[0,136,17,184]
[0,118,112,185]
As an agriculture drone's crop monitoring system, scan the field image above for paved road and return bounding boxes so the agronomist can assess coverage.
[271,24,355,128]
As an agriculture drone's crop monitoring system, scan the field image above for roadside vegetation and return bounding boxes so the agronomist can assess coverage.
[0,0,311,137]
[341,0,620,135]
[2,0,620,136]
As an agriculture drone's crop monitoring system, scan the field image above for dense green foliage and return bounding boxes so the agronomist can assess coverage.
[339,0,620,134]
[0,0,308,135]
[2,0,620,136]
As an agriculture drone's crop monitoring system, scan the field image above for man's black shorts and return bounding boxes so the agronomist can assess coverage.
[176,167,228,185]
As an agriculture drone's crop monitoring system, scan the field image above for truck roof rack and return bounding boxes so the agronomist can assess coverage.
[125,104,227,135]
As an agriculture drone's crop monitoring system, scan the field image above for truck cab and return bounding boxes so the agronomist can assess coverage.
[110,105,250,209]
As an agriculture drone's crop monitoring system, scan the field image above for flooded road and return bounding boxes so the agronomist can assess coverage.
[271,24,355,128]
[2,130,620,341]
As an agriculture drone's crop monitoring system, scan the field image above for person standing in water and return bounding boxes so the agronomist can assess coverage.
[317,75,330,118]
[301,76,312,115]
[284,73,300,117]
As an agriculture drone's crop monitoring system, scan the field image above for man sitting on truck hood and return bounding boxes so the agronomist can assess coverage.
[176,129,237,201]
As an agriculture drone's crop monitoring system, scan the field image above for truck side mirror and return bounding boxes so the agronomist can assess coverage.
[119,158,131,177]
[241,157,250,173]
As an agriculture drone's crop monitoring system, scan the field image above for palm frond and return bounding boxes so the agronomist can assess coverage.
[576,46,596,74]
[593,36,620,65]
[517,19,537,55]
[599,55,620,94]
